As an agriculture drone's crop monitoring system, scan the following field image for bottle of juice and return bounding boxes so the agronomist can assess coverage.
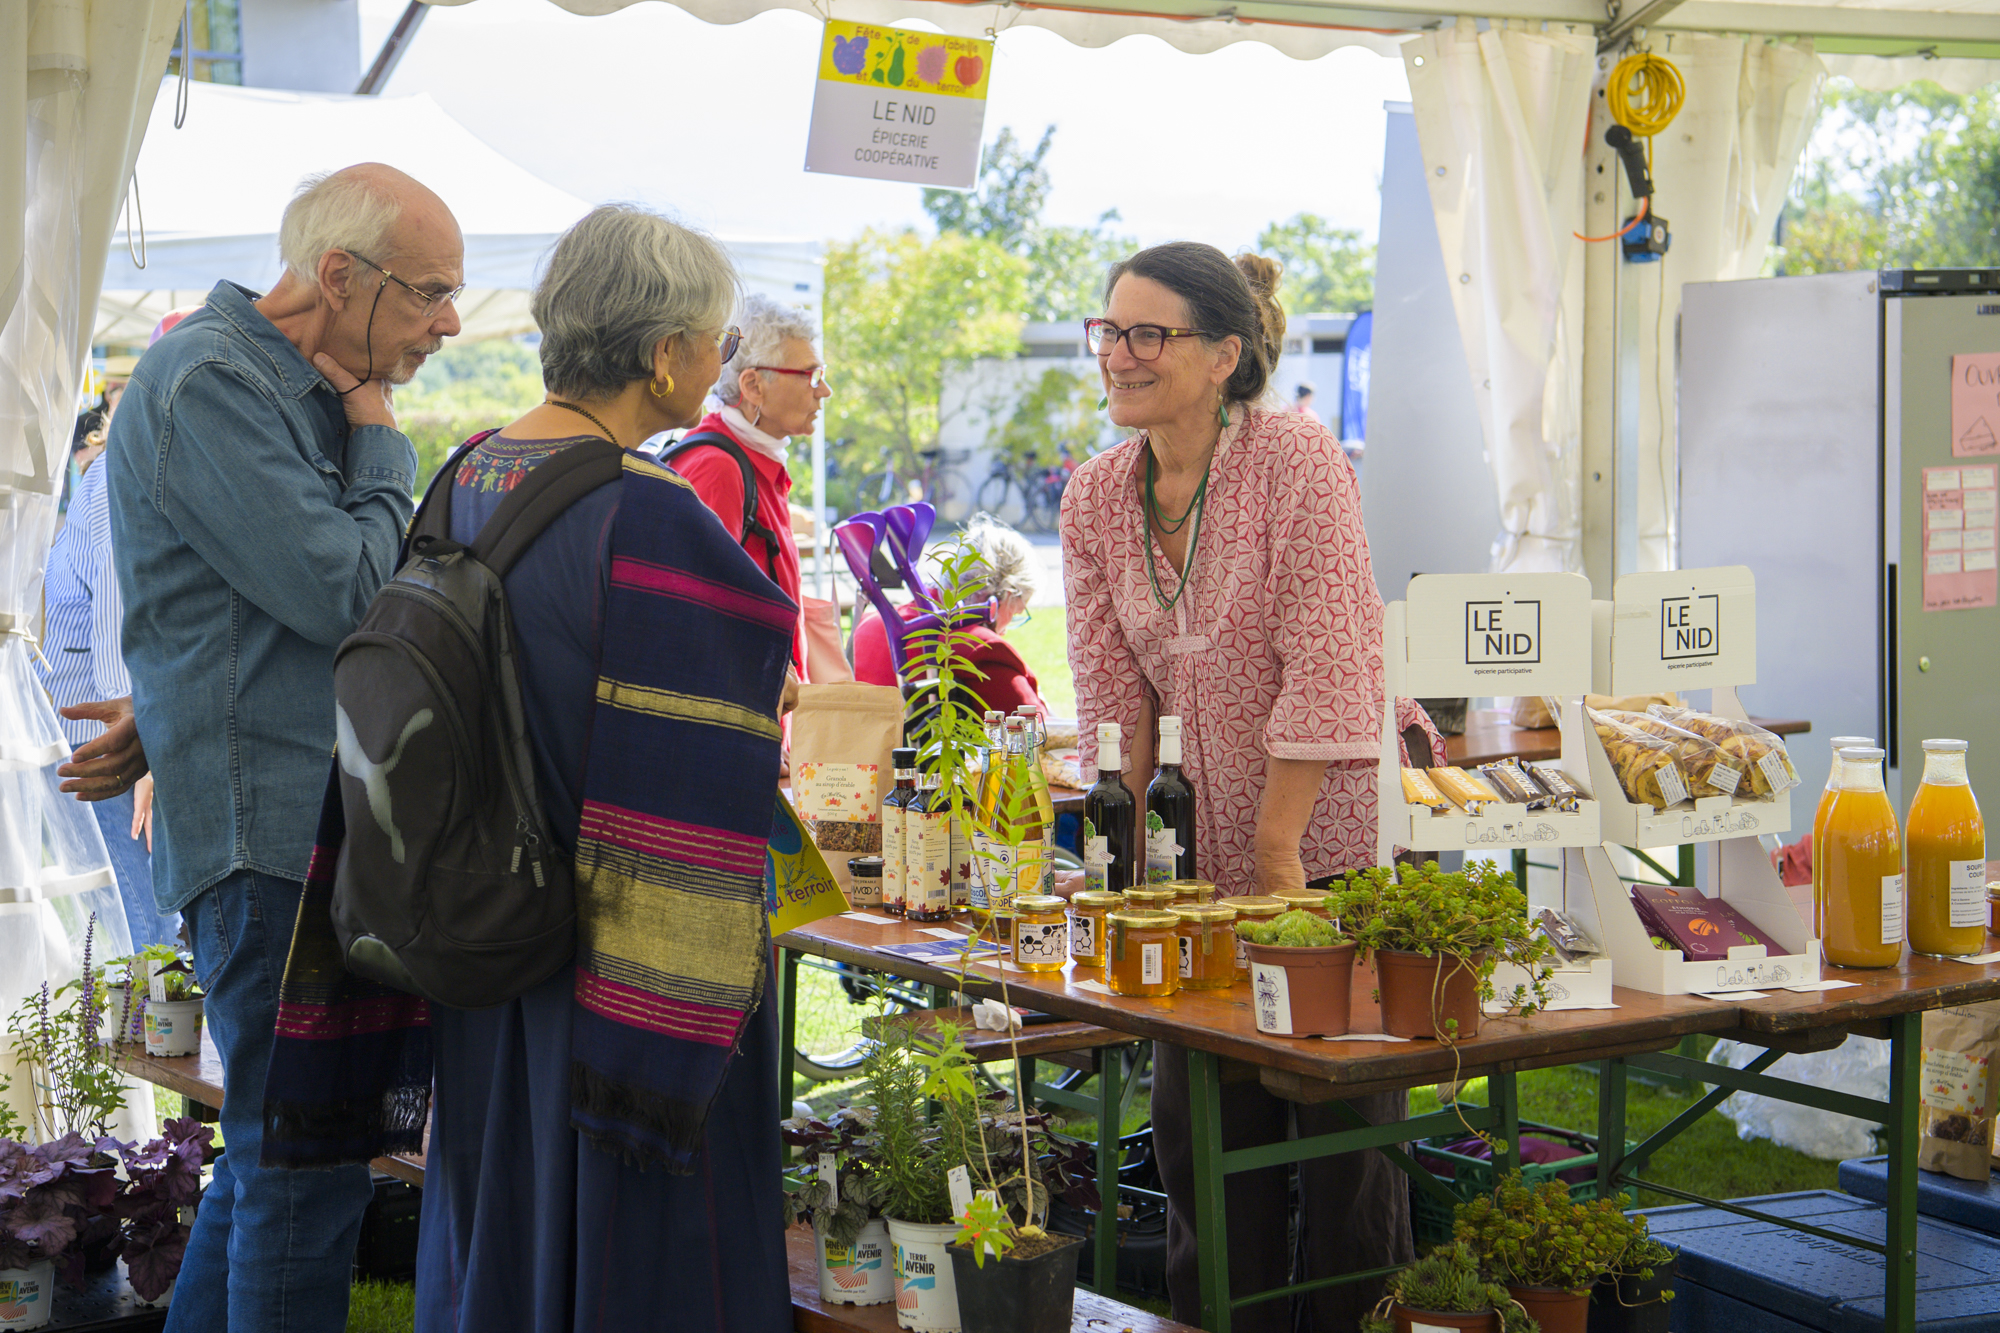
[1905,738,1986,958]
[1812,735,1875,940]
[1011,710,1056,904]
[1821,746,1904,969]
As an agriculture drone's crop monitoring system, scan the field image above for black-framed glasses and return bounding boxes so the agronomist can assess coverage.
[348,252,465,318]
[756,365,829,389]
[717,326,743,363]
[1084,318,1213,361]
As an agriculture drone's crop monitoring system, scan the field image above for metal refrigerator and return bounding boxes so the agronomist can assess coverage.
[1680,269,2000,809]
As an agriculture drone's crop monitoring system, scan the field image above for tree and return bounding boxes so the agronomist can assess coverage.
[822,227,1029,510]
[395,337,548,493]
[1256,213,1375,314]
[986,366,1098,472]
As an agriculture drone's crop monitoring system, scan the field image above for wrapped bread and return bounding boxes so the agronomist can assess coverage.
[1588,707,1691,809]
[1597,708,1746,799]
[1648,705,1799,797]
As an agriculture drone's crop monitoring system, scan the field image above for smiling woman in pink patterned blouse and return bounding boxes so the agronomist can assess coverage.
[1059,242,1442,1333]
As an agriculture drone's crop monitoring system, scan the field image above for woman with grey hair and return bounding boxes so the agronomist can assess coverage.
[403,204,793,1333]
[852,511,1047,715]
[666,291,830,677]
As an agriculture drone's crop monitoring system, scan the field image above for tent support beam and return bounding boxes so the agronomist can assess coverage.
[358,2,428,96]
[1601,0,1687,50]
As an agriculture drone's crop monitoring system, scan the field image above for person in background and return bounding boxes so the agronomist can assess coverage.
[1061,243,1443,1331]
[70,162,463,1333]
[1290,380,1318,422]
[666,291,829,681]
[851,510,1046,716]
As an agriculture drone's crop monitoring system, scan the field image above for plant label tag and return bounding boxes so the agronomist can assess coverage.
[947,1164,973,1219]
[819,1153,838,1207]
[1411,1323,1455,1333]
[1251,962,1292,1035]
[146,958,166,1004]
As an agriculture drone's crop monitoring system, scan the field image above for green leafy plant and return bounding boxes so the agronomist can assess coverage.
[1361,1242,1541,1333]
[1235,908,1342,948]
[1608,1233,1679,1309]
[1454,1172,1644,1295]
[857,1009,956,1226]
[1329,861,1553,1016]
[780,1106,888,1248]
[7,916,127,1140]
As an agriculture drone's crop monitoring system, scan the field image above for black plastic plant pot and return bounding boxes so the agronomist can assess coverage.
[946,1232,1085,1333]
[1586,1263,1675,1333]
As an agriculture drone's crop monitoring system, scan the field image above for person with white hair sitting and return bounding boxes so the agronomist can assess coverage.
[852,511,1047,716]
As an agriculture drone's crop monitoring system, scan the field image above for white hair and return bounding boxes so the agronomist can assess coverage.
[963,512,1037,606]
[278,169,402,282]
[534,204,738,401]
[714,293,819,405]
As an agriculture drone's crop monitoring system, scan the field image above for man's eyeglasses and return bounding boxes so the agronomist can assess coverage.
[1083,318,1214,362]
[717,326,743,363]
[756,365,829,389]
[347,252,464,318]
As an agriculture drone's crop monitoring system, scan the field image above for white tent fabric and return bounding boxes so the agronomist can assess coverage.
[96,81,824,345]
[1405,19,1596,574]
[1626,34,1826,571]
[2,0,182,1144]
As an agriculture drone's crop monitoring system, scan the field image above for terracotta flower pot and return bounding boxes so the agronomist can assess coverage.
[1377,949,1484,1041]
[1245,940,1355,1037]
[1391,1303,1498,1332]
[1508,1283,1591,1333]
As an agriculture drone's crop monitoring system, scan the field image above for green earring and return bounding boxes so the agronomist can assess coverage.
[1097,394,1108,411]
[1217,399,1230,428]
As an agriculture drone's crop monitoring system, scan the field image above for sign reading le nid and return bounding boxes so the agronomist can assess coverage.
[805,22,992,188]
[1465,599,1541,665]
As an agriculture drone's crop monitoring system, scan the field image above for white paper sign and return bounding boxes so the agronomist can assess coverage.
[1402,572,1593,697]
[1251,962,1293,1034]
[1603,566,1757,693]
[804,22,992,188]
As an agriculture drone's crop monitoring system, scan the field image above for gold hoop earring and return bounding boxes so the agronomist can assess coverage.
[651,373,674,399]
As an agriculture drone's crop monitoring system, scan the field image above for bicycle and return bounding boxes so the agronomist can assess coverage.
[789,955,931,1083]
[853,447,975,524]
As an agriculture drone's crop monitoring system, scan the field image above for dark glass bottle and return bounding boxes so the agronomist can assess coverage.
[1145,715,1197,884]
[882,747,919,917]
[1082,722,1138,895]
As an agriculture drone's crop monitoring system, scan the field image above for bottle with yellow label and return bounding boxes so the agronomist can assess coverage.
[1906,738,1986,958]
[1821,746,1904,969]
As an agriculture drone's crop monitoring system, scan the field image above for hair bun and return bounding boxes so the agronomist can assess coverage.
[1234,252,1284,297]
[1234,252,1288,380]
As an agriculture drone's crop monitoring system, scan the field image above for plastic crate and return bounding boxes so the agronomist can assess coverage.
[1410,1115,1634,1247]
[1637,1190,2000,1332]
[1839,1156,2000,1238]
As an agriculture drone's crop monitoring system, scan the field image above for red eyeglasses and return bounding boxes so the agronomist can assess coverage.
[756,365,829,388]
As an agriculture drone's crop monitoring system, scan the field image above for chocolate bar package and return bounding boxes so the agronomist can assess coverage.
[1629,885,1771,961]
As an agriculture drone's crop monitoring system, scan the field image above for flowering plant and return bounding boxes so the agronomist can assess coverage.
[5,916,127,1141]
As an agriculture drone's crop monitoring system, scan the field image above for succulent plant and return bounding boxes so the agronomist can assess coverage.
[1235,908,1342,948]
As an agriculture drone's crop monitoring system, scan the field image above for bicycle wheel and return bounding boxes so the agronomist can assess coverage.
[1025,473,1065,533]
[974,469,1014,518]
[791,956,927,1083]
[930,468,975,525]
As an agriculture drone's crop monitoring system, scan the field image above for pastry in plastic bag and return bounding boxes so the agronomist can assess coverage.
[1588,707,1690,809]
[1648,705,1799,797]
[1598,708,1746,799]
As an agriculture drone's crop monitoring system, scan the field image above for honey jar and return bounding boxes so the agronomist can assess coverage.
[1067,890,1123,968]
[1163,879,1217,905]
[1988,883,2000,936]
[1106,910,1179,997]
[1175,904,1238,990]
[1228,895,1286,980]
[1011,895,1069,973]
[1272,888,1333,918]
[1123,885,1180,912]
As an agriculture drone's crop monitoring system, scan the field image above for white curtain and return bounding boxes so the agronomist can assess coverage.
[1405,18,1596,575]
[1,0,183,1138]
[1624,35,1825,571]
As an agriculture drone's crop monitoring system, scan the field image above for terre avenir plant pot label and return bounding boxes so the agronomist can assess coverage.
[1393,1303,1498,1333]
[143,999,203,1058]
[888,1217,961,1332]
[1508,1283,1590,1333]
[0,1263,53,1331]
[947,1232,1084,1333]
[1247,941,1356,1037]
[1377,950,1484,1041]
[817,1217,894,1306]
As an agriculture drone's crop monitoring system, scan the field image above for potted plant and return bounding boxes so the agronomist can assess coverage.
[6,918,129,1144]
[109,945,204,1060]
[1587,1233,1676,1333]
[783,1107,895,1307]
[1361,1242,1541,1333]
[1236,909,1357,1037]
[1331,863,1551,1042]
[0,1131,126,1329]
[1454,1173,1643,1333]
[114,1117,216,1306]
[859,1012,965,1332]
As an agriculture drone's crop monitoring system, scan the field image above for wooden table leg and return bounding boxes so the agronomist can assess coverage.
[1885,1010,1920,1333]
[778,947,800,1093]
[1189,1048,1232,1333]
[1094,1046,1123,1297]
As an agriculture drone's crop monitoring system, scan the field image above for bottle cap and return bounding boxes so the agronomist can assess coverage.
[892,747,918,766]
[1922,738,1969,752]
[1829,735,1874,750]
[1158,715,1182,736]
[1837,746,1886,762]
[1099,722,1122,745]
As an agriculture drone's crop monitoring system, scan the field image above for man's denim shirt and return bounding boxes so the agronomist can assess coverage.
[109,281,417,913]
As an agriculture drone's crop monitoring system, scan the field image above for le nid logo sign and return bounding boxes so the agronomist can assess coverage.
[1463,598,1541,666]
[1660,593,1720,660]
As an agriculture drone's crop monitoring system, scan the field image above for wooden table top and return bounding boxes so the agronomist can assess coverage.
[1446,710,1810,771]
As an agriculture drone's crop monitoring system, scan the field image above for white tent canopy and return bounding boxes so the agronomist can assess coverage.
[97,80,822,345]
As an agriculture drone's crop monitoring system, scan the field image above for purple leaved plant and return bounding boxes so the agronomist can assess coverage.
[116,1118,215,1302]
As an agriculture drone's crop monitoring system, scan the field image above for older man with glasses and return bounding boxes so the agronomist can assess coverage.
[62,162,464,1333]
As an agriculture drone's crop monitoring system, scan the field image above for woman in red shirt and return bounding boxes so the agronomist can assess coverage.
[851,512,1045,717]
[668,293,829,677]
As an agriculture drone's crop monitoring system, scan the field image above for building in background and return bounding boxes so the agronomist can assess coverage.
[170,0,363,94]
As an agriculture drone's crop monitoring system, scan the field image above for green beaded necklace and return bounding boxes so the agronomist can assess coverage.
[1144,445,1209,614]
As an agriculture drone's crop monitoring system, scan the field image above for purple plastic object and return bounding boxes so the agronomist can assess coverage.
[832,510,991,683]
[881,503,941,610]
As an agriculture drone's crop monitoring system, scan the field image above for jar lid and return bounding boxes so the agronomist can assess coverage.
[1070,891,1125,908]
[1123,886,1180,905]
[1015,894,1065,912]
[1230,895,1287,917]
[1162,879,1216,897]
[1175,903,1237,924]
[848,856,884,874]
[1272,888,1331,906]
[1107,909,1180,928]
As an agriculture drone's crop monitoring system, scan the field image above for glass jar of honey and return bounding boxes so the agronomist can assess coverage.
[1163,879,1216,906]
[1106,910,1179,997]
[847,856,884,909]
[1175,904,1237,990]
[1011,895,1069,973]
[1067,890,1123,969]
[1272,888,1332,918]
[1123,886,1180,912]
[1229,895,1286,980]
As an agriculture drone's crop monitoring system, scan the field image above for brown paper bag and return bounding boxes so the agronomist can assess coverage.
[1919,1001,2000,1180]
[789,682,905,896]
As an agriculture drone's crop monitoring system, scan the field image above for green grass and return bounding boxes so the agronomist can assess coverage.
[347,1280,415,1332]
[1005,607,1074,720]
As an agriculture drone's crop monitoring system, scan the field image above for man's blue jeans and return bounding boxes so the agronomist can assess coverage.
[169,870,374,1333]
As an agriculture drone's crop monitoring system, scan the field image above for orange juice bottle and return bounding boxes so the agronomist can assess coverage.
[1821,746,1903,969]
[1813,736,1876,940]
[1905,739,1986,958]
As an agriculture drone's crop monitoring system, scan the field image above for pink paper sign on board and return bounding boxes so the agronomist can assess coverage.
[1951,353,2000,457]
[1923,464,1999,610]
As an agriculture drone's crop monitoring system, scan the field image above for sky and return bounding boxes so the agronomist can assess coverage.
[359,0,1410,250]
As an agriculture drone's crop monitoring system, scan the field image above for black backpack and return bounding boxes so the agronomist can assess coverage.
[662,432,784,578]
[328,435,625,1009]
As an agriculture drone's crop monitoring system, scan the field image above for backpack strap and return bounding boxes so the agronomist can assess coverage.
[406,429,499,559]
[471,438,628,578]
[662,431,786,578]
